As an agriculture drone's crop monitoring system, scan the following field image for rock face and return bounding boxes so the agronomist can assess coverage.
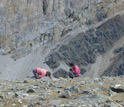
[0,0,124,58]
[0,0,124,79]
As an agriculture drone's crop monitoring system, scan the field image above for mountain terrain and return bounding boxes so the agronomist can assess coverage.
[0,0,124,79]
[0,0,124,106]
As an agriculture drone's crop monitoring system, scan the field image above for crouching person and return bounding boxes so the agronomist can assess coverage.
[33,67,52,79]
[69,63,80,79]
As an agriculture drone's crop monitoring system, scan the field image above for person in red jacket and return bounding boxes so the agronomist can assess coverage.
[69,62,80,79]
[33,67,52,79]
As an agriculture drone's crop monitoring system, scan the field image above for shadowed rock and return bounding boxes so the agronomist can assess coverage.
[110,85,124,93]
[27,89,36,93]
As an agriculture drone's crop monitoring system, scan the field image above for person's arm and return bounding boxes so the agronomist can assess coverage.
[39,72,44,78]
[39,74,44,78]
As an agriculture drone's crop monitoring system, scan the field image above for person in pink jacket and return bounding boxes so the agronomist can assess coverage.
[69,62,80,79]
[33,67,52,79]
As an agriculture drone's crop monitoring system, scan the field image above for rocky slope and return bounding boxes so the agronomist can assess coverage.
[0,76,124,107]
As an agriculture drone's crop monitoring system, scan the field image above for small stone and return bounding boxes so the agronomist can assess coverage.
[70,86,81,93]
[14,93,18,98]
[49,82,55,87]
[80,81,86,85]
[12,103,16,106]
[94,78,101,82]
[60,90,71,98]
[82,90,91,95]
[24,80,28,83]
[0,95,3,99]
[18,99,22,104]
[27,89,36,93]
[27,103,35,107]
[32,85,38,89]
[57,90,61,93]
[65,90,71,98]
[39,97,46,101]
[114,84,121,88]
[22,93,29,97]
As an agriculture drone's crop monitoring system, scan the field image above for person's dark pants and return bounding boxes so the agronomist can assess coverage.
[33,69,39,79]
[69,72,79,79]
